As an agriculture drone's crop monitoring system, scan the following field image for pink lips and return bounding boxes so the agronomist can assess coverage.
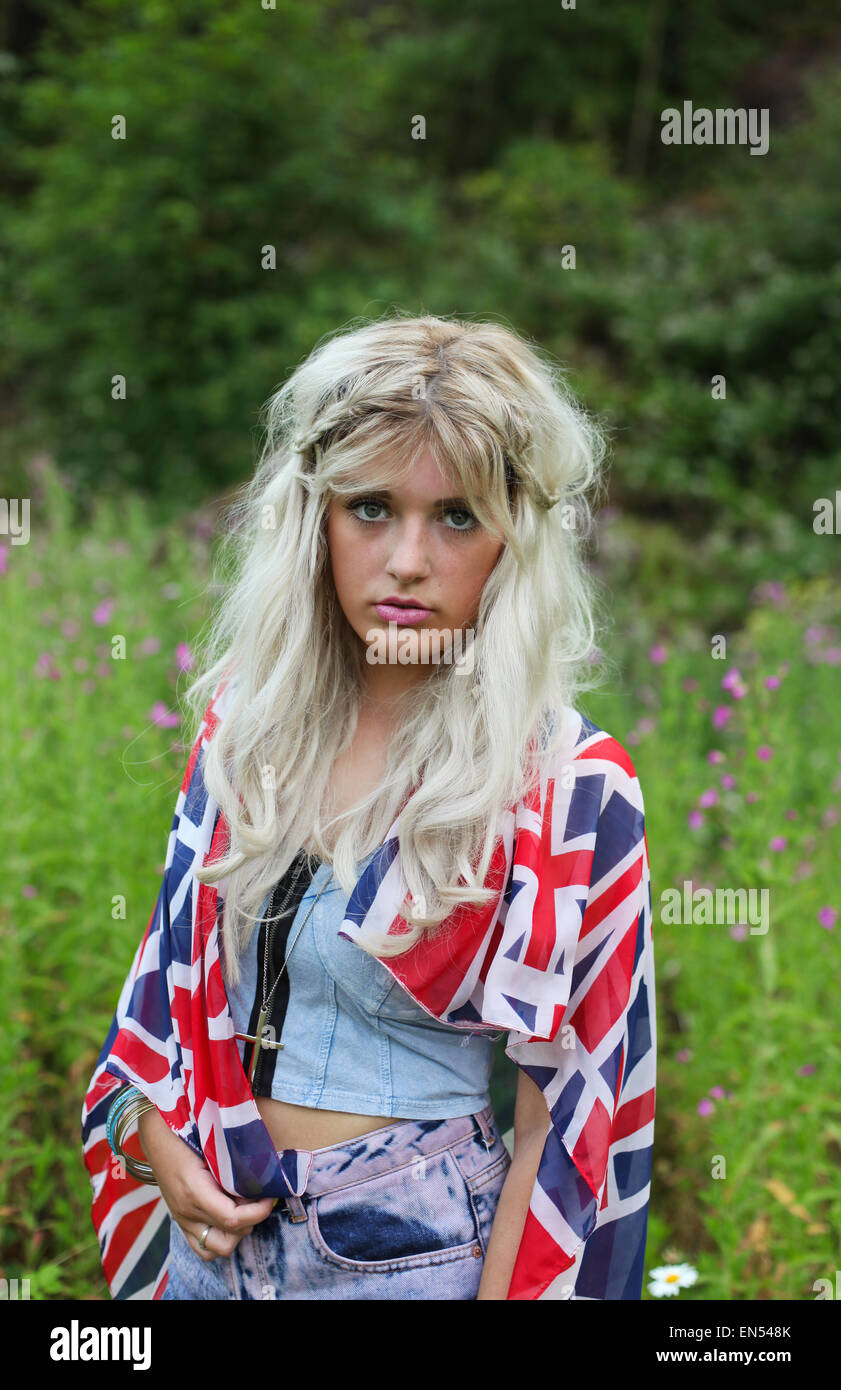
[374,602,432,625]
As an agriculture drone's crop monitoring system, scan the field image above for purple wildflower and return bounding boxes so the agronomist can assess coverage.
[175,642,194,672]
[92,597,116,626]
[150,701,180,729]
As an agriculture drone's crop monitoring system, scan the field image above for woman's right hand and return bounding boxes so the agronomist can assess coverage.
[137,1104,276,1262]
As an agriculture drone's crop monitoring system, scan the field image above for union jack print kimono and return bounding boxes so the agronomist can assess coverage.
[81,673,657,1300]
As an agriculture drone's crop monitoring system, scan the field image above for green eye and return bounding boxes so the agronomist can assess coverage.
[348,499,386,523]
[346,497,479,536]
[446,509,478,532]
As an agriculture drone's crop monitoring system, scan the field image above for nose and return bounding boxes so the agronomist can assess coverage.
[385,516,432,581]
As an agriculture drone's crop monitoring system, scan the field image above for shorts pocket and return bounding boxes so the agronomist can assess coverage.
[307,1150,482,1272]
[464,1148,511,1194]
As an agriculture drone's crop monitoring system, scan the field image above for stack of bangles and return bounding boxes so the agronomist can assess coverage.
[105,1084,159,1184]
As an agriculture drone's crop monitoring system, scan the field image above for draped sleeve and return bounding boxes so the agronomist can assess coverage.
[80,698,216,1298]
[337,713,657,1300]
[80,672,311,1300]
[500,726,657,1299]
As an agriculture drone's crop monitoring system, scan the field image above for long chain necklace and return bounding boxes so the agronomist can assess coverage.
[234,852,334,1085]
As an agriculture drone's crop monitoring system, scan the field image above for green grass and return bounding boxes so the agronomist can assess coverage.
[1,463,213,1299]
[1,462,838,1300]
[583,574,841,1300]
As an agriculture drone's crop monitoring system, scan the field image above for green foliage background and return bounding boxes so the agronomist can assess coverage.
[1,0,839,1302]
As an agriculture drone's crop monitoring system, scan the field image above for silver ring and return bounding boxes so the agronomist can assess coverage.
[199,1224,211,1251]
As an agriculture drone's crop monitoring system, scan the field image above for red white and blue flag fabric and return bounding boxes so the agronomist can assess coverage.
[81,674,656,1300]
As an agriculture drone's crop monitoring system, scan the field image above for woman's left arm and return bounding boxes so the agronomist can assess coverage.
[475,1067,550,1300]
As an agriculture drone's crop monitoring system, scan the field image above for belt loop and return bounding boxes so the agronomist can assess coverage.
[284,1195,308,1222]
[472,1108,495,1151]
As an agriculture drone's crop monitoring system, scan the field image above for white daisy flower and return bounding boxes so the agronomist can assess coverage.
[647,1262,699,1297]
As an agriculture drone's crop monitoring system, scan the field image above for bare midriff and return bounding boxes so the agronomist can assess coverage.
[254,1095,424,1152]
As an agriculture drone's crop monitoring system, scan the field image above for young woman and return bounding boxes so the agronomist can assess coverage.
[82,313,656,1300]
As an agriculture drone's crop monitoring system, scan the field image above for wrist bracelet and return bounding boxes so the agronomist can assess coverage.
[106,1085,159,1184]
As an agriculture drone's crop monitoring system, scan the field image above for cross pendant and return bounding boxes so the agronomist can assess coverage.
[234,1006,285,1086]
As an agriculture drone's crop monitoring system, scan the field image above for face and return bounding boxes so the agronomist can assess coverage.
[326,447,505,705]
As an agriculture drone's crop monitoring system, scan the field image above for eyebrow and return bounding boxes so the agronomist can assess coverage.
[349,488,470,508]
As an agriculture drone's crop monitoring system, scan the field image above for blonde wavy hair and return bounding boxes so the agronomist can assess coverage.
[184,310,610,986]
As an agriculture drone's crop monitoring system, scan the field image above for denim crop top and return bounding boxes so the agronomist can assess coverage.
[225,848,499,1118]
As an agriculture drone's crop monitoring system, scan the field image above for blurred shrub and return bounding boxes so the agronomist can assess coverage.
[1,0,445,506]
[447,64,841,533]
[1,1,840,558]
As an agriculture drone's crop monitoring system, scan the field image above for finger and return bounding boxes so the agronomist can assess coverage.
[188,1165,276,1215]
[182,1221,240,1262]
[183,1197,275,1258]
[192,1186,276,1236]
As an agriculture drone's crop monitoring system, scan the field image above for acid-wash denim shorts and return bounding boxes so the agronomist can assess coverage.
[161,1103,512,1300]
